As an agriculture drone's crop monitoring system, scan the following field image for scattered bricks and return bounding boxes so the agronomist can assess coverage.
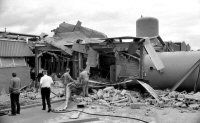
[84,97,93,102]
[113,97,129,103]
[126,93,138,103]
[188,104,199,110]
[161,97,170,104]
[103,86,114,92]
[98,99,109,105]
[145,102,150,105]
[180,110,187,113]
[145,109,153,117]
[103,92,110,98]
[157,101,164,108]
[185,95,200,104]
[92,89,98,94]
[90,94,98,100]
[130,91,141,98]
[174,102,183,107]
[97,89,103,99]
[181,104,187,108]
[177,94,185,99]
[104,97,112,102]
[146,99,157,105]
[90,106,97,109]
[168,91,178,98]
[177,97,184,102]
[121,90,126,96]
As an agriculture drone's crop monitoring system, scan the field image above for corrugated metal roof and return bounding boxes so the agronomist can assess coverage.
[0,39,34,57]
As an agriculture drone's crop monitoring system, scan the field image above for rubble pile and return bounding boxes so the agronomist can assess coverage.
[156,91,200,110]
[20,92,41,100]
[72,86,148,108]
[72,87,200,111]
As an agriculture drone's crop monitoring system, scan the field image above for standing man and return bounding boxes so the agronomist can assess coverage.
[61,68,75,95]
[62,68,74,86]
[9,72,21,116]
[53,68,75,111]
[79,69,90,97]
[40,70,54,112]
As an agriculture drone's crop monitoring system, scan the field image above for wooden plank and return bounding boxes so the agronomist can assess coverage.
[72,43,87,53]
[144,38,164,71]
[171,60,200,91]
[120,52,140,61]
[137,80,159,102]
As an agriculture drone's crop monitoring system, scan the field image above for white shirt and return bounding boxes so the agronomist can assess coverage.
[40,75,53,88]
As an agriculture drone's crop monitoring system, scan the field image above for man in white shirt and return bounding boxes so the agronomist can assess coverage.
[40,70,53,112]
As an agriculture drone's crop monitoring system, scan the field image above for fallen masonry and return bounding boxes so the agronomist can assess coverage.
[69,86,200,111]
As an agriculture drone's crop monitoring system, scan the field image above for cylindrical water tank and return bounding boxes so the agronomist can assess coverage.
[144,51,200,91]
[136,17,159,37]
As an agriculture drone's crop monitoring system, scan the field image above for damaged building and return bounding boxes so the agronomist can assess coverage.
[0,17,195,94]
[0,32,37,93]
[34,18,194,92]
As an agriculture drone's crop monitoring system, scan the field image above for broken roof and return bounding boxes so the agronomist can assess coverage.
[53,31,104,46]
[52,21,107,39]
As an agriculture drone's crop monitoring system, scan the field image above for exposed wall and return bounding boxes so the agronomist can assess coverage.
[115,55,139,80]
[0,66,30,93]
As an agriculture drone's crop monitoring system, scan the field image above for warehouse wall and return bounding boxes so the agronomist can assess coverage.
[0,66,30,93]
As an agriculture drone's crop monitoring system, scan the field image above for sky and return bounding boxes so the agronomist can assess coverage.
[0,0,200,50]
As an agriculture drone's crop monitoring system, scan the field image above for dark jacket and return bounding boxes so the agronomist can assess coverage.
[9,77,21,94]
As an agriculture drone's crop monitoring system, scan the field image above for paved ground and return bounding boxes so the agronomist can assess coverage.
[0,101,65,123]
[1,100,200,123]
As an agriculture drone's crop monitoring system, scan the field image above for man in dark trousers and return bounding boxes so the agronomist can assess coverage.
[9,72,21,116]
[40,70,54,112]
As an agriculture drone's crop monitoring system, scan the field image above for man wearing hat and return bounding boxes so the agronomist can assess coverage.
[40,70,54,112]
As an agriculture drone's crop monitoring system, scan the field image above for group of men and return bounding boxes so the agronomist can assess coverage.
[8,67,89,116]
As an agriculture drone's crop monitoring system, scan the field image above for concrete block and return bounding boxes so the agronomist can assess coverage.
[121,90,126,95]
[97,89,103,99]
[189,104,199,110]
[174,102,183,107]
[157,101,164,108]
